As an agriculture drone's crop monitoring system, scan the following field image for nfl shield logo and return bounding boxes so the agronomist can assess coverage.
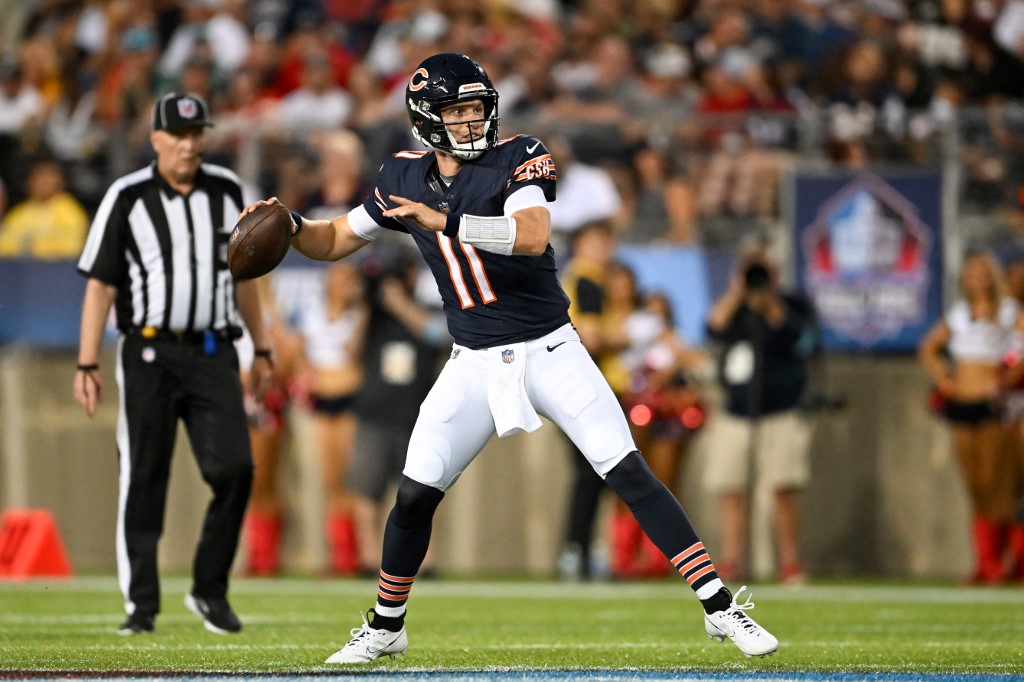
[177,98,198,119]
[501,349,515,364]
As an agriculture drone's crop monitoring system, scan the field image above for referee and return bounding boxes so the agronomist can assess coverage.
[73,92,273,636]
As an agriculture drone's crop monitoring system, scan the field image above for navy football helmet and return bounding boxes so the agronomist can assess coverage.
[406,53,499,161]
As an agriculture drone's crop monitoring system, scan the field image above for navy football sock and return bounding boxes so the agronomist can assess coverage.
[604,452,721,594]
[375,477,444,617]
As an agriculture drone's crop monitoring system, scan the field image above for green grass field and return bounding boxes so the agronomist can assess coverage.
[0,576,1022,677]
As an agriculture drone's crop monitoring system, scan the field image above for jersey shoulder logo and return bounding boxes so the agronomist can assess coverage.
[526,141,540,154]
[512,154,556,184]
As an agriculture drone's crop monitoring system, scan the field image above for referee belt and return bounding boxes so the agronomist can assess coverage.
[128,326,241,345]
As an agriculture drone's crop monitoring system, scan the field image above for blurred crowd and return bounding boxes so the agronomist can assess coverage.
[2,0,1023,583]
[4,0,1024,258]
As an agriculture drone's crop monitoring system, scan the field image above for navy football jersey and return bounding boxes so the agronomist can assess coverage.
[361,135,571,349]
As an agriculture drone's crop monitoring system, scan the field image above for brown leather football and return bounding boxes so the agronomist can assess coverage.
[228,203,293,280]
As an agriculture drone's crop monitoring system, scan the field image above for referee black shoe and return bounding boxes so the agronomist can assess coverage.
[185,593,242,634]
[116,611,155,635]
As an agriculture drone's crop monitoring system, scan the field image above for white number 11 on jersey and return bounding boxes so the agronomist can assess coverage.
[436,233,497,309]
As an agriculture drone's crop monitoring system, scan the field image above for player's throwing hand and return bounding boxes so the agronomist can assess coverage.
[384,195,446,232]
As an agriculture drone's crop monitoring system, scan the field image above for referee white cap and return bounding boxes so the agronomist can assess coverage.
[152,92,214,132]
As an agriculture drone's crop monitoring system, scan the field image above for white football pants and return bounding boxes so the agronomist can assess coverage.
[403,323,636,491]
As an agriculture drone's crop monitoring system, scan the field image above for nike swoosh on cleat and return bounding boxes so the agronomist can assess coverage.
[526,141,540,154]
[546,342,566,352]
[366,641,391,657]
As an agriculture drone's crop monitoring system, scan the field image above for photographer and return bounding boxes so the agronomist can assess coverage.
[347,245,451,573]
[704,242,820,584]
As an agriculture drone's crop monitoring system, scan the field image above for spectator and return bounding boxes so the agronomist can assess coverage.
[636,42,700,145]
[696,48,779,220]
[0,54,45,135]
[544,33,650,158]
[545,135,622,254]
[1003,258,1024,583]
[18,34,62,109]
[175,53,224,111]
[304,130,369,220]
[600,261,682,578]
[622,143,699,244]
[919,250,1024,584]
[94,22,161,127]
[241,22,287,101]
[345,61,407,168]
[274,49,353,131]
[556,221,618,581]
[267,142,318,219]
[621,291,709,575]
[349,244,450,574]
[626,288,708,509]
[296,262,368,575]
[703,240,820,584]
[239,276,304,576]
[0,156,88,259]
[208,67,280,166]
[157,0,250,84]
[44,62,107,211]
[274,9,357,95]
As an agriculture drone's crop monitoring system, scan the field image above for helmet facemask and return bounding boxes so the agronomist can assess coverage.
[409,93,499,161]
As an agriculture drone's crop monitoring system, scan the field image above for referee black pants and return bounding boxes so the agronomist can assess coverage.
[115,333,253,616]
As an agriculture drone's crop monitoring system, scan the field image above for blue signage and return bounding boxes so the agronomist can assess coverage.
[793,172,944,352]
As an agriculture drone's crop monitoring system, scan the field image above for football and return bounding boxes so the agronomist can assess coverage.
[227,203,293,280]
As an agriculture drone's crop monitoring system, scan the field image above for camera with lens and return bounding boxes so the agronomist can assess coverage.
[743,262,771,290]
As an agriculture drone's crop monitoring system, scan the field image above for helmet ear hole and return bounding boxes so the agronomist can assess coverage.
[406,53,500,160]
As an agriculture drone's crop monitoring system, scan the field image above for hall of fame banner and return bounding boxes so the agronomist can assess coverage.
[792,171,944,352]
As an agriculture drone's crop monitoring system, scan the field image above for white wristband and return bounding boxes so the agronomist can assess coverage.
[458,214,517,256]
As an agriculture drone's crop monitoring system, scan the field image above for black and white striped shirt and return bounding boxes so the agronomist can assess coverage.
[78,162,245,334]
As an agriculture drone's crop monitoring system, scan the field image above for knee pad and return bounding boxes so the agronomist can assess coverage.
[604,451,660,508]
[391,475,445,529]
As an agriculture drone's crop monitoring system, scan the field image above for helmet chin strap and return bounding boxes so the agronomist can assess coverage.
[413,119,492,161]
[443,118,492,160]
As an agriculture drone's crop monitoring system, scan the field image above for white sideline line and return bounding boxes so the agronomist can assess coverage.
[8,577,1024,605]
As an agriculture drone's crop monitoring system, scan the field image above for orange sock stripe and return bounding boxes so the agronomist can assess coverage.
[378,573,413,585]
[379,570,415,584]
[677,553,710,574]
[378,582,412,594]
[377,588,409,603]
[671,542,705,566]
[684,564,716,585]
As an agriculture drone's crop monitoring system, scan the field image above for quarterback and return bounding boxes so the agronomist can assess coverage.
[240,53,778,663]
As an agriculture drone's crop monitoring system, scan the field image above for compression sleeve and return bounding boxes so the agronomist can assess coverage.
[347,204,384,241]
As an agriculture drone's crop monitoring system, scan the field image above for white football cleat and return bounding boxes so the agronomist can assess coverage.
[325,610,408,664]
[704,586,779,658]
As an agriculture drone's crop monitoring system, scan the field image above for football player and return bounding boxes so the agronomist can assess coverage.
[240,53,778,662]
